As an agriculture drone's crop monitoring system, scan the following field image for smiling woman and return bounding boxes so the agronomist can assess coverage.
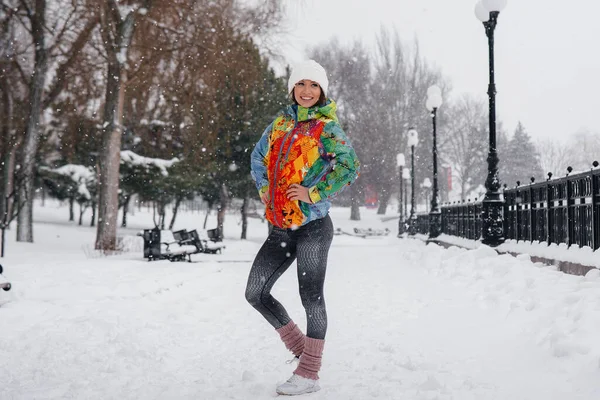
[246,59,360,395]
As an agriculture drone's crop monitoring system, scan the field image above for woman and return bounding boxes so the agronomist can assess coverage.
[246,59,360,395]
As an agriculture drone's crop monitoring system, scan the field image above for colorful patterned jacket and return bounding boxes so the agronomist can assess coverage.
[250,100,360,229]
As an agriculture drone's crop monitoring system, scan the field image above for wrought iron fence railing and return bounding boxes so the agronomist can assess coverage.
[503,167,599,250]
[411,165,600,252]
[440,201,483,241]
[414,214,429,235]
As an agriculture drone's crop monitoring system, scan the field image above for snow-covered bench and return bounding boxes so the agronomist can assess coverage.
[141,228,225,262]
[186,229,226,254]
[159,230,198,262]
[141,228,195,262]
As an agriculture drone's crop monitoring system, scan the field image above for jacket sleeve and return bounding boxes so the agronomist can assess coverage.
[250,122,273,196]
[308,121,360,203]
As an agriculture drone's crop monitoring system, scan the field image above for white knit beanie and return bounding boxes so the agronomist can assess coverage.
[287,60,329,97]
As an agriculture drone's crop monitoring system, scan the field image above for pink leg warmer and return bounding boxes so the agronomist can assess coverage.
[294,337,325,380]
[276,321,305,357]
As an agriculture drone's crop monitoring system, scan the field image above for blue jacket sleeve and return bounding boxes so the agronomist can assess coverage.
[250,123,273,195]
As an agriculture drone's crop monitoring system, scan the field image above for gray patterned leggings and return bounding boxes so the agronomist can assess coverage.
[245,215,334,340]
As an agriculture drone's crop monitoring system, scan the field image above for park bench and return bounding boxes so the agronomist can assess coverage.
[183,229,225,254]
[141,227,225,262]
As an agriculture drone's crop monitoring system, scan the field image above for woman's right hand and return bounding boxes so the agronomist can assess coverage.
[260,191,270,205]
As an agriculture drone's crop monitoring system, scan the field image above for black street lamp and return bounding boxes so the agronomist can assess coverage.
[403,167,410,227]
[407,128,419,235]
[475,0,507,247]
[426,85,443,239]
[396,153,406,237]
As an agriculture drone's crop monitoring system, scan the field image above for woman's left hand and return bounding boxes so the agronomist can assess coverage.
[286,184,312,203]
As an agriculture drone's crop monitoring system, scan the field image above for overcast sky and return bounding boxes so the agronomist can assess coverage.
[279,0,600,143]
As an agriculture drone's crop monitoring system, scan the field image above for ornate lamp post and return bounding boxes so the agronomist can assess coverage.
[426,85,443,239]
[407,128,419,235]
[402,167,410,226]
[475,0,507,246]
[396,153,406,236]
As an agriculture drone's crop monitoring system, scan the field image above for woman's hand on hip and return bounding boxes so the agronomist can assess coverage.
[286,184,312,203]
[260,191,270,205]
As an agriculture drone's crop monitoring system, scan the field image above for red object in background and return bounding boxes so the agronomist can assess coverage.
[364,185,378,209]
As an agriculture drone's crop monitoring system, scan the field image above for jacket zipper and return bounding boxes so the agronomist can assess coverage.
[271,117,297,227]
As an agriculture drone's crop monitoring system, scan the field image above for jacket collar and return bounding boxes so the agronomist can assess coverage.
[286,99,338,123]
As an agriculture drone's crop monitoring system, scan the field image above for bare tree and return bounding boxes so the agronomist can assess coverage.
[439,95,488,199]
[95,0,152,251]
[14,0,48,242]
[310,29,448,216]
[2,0,99,242]
[0,6,22,228]
[369,28,446,214]
[311,39,372,221]
[1,172,27,257]
[569,129,600,172]
[535,138,570,179]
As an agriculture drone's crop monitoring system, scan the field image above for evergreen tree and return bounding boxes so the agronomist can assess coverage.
[210,36,287,239]
[503,122,543,187]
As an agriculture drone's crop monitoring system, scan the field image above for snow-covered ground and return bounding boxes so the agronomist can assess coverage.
[1,200,599,400]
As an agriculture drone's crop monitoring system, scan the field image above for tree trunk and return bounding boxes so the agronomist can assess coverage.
[168,197,182,230]
[157,201,166,230]
[96,0,150,250]
[349,184,361,221]
[121,194,131,227]
[152,202,159,228]
[1,192,8,257]
[1,227,5,258]
[377,191,391,215]
[95,62,123,249]
[129,194,136,216]
[17,0,48,243]
[0,74,14,225]
[461,180,467,201]
[0,150,14,229]
[240,196,249,240]
[90,201,96,227]
[78,203,87,226]
[217,184,229,240]
[69,197,75,221]
[203,203,212,229]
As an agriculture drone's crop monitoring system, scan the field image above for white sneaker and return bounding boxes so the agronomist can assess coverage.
[276,374,320,396]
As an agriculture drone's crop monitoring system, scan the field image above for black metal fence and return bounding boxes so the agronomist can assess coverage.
[414,214,429,235]
[413,165,600,251]
[440,201,483,241]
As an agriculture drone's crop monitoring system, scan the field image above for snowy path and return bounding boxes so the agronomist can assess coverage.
[1,206,599,399]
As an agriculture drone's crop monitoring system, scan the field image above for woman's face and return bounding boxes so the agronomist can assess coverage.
[293,79,322,108]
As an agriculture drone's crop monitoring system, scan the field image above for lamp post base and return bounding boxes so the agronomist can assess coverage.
[408,216,417,236]
[398,218,406,237]
[428,210,441,239]
[481,197,504,247]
